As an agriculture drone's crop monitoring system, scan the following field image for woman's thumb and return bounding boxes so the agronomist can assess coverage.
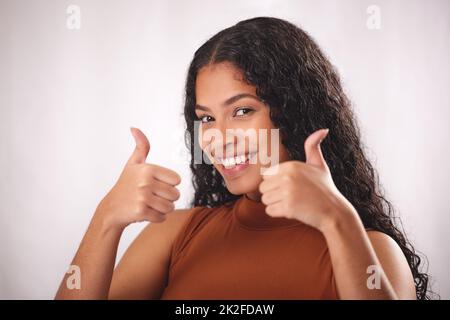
[126,127,150,165]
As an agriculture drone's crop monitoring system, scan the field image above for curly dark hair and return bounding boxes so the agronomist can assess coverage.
[183,16,433,299]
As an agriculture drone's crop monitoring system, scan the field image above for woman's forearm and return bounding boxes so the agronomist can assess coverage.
[54,210,124,300]
[321,208,398,299]
[54,128,181,299]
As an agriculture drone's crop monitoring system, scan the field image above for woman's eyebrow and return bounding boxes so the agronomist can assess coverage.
[195,93,261,111]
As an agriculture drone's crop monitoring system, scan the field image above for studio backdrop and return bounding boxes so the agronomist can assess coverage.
[0,0,449,299]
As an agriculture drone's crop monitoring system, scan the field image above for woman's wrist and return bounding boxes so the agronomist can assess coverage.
[318,195,362,237]
[92,205,126,237]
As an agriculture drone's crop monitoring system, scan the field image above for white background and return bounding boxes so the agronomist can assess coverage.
[0,0,449,299]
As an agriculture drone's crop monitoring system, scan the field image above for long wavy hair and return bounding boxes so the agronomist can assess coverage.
[183,17,432,299]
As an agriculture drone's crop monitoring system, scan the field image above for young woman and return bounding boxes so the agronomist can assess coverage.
[55,17,430,300]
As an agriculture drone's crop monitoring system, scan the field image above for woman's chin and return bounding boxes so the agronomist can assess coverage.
[224,176,262,196]
[214,163,262,195]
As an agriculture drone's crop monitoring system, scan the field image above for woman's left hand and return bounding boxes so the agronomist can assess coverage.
[259,128,357,232]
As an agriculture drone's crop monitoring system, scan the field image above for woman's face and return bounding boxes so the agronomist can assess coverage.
[195,62,290,201]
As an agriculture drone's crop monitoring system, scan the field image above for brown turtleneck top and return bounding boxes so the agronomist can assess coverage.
[160,194,339,299]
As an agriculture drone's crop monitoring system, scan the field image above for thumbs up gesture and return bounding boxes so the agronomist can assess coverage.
[259,129,356,232]
[96,128,181,231]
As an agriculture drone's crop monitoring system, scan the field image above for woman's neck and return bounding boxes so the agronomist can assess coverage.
[244,191,262,202]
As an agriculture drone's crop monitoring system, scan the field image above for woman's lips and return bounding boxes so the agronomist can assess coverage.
[218,152,257,178]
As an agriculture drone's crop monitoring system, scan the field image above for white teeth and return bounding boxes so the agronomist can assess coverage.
[221,154,249,168]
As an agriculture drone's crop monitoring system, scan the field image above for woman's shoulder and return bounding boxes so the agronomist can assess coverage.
[143,205,217,246]
[167,204,231,260]
[166,205,216,228]
[168,205,221,238]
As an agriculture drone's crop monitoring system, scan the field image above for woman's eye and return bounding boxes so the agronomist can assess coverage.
[234,107,253,117]
[199,115,213,123]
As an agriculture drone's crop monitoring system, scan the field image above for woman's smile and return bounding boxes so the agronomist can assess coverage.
[215,151,258,179]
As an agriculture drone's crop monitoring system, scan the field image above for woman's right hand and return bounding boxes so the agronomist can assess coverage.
[95,127,182,231]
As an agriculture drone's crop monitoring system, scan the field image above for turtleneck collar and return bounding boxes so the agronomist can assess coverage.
[233,193,304,230]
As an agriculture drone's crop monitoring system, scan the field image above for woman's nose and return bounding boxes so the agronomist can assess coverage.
[208,121,240,156]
